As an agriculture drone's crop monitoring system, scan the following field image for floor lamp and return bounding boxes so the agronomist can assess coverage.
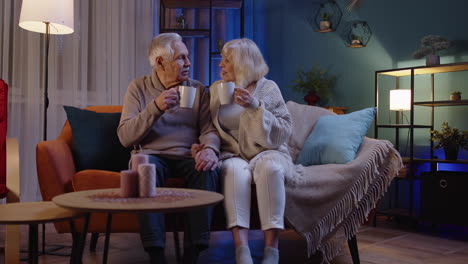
[19,0,74,141]
[19,0,74,257]
[389,89,411,216]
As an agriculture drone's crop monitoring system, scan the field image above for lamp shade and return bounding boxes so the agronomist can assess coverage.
[19,0,74,35]
[390,89,411,111]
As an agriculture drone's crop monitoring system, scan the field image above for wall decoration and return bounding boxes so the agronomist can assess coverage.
[339,20,372,48]
[308,0,343,33]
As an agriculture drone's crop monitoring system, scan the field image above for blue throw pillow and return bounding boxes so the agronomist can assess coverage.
[296,107,376,165]
[63,106,131,172]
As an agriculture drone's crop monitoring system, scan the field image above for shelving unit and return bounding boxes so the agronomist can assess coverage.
[159,0,244,85]
[374,62,468,222]
[346,44,365,48]
[314,28,335,33]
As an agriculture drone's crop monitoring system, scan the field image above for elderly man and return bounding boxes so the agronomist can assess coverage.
[118,33,220,264]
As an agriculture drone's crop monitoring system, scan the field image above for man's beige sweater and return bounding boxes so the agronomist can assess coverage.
[118,71,220,158]
[209,77,292,161]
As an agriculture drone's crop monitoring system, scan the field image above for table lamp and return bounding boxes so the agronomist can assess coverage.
[19,0,74,141]
[389,89,411,111]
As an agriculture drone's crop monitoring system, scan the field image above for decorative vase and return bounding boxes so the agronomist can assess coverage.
[320,21,331,30]
[426,55,440,66]
[450,94,461,100]
[443,143,459,160]
[304,91,320,106]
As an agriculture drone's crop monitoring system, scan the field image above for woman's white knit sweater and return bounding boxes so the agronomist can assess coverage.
[209,77,292,161]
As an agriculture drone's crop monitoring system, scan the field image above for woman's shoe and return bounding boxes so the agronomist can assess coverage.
[236,245,253,264]
[261,247,279,264]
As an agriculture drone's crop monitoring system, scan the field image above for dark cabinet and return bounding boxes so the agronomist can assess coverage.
[421,171,468,225]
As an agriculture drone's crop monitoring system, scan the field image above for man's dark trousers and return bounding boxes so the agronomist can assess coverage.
[138,155,219,250]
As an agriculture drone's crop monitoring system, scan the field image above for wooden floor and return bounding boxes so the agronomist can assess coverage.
[1,218,468,264]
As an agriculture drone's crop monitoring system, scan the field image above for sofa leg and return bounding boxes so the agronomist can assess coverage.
[348,235,360,264]
[90,233,99,252]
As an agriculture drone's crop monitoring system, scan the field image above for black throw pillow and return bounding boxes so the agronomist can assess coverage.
[63,105,131,172]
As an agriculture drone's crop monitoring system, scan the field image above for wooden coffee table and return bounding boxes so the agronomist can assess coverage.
[52,188,224,264]
[0,201,87,264]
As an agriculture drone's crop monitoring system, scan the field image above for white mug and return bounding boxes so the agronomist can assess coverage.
[179,85,197,108]
[218,82,235,105]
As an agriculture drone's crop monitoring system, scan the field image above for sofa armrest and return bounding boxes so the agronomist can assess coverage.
[36,139,76,201]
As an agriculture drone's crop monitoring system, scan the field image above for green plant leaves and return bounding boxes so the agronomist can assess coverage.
[291,65,336,104]
[430,121,468,150]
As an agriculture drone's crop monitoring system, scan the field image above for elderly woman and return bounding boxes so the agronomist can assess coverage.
[194,38,292,264]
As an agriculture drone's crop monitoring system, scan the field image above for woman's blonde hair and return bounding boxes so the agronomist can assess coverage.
[148,33,182,69]
[221,38,269,88]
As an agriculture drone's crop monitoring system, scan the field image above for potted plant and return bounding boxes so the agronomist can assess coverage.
[351,34,361,45]
[291,65,336,106]
[320,13,331,30]
[430,121,468,160]
[413,35,450,66]
[450,91,462,100]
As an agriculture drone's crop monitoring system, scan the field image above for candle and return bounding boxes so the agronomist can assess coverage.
[120,170,138,198]
[138,163,157,197]
[131,154,149,171]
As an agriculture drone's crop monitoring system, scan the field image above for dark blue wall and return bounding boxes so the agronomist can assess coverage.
[251,0,468,110]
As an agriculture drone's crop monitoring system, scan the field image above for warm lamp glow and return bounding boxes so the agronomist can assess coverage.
[19,0,74,35]
[390,89,411,111]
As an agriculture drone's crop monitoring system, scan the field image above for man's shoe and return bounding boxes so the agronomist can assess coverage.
[146,247,167,264]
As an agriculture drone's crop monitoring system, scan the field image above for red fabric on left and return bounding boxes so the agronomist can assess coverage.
[0,79,8,199]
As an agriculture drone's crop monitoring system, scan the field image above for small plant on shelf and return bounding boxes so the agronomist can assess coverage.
[291,65,336,106]
[450,91,462,100]
[351,34,361,45]
[430,121,468,160]
[320,13,331,30]
[413,35,450,65]
[321,13,330,21]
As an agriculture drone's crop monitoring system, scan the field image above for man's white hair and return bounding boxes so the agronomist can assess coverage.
[148,33,183,69]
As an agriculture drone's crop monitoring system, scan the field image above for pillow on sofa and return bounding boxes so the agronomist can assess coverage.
[64,105,131,172]
[296,107,376,165]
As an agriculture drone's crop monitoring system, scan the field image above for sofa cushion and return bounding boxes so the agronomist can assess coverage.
[286,101,335,162]
[296,107,376,165]
[64,106,131,172]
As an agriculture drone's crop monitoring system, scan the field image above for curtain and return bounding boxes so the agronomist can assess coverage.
[1,0,155,201]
